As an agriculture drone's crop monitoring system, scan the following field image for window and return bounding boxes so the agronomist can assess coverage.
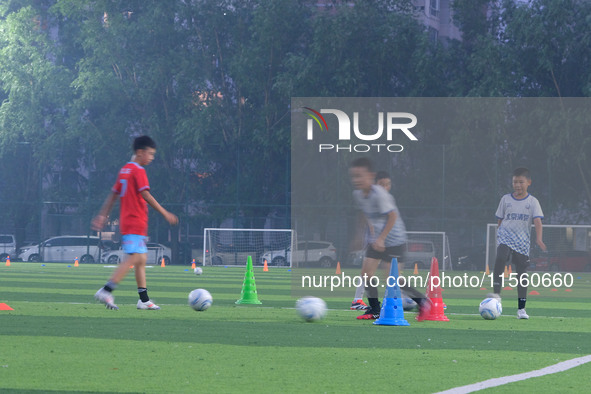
[0,235,14,243]
[429,0,439,17]
[46,238,65,247]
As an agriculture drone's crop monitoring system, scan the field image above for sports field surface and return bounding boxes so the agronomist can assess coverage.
[1,263,590,393]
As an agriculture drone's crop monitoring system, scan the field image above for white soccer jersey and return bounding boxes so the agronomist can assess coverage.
[353,184,407,247]
[495,193,543,256]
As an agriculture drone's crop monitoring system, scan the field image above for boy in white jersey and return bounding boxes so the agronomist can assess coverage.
[349,158,430,320]
[491,167,546,319]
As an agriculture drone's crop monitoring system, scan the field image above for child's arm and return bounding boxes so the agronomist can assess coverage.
[374,211,396,251]
[534,217,546,251]
[91,192,118,231]
[140,190,178,225]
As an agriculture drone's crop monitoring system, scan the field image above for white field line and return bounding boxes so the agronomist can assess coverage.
[435,355,591,394]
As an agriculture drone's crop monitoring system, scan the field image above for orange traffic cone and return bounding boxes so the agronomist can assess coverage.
[0,303,14,311]
[413,263,419,275]
[503,265,508,278]
[485,263,490,276]
[335,261,341,275]
[5,256,10,267]
[161,257,166,267]
[263,260,269,272]
[422,257,449,321]
[508,264,512,275]
[74,257,79,267]
[191,259,196,269]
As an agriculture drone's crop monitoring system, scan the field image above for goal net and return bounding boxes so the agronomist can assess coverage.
[486,224,591,272]
[203,228,295,267]
[406,231,452,271]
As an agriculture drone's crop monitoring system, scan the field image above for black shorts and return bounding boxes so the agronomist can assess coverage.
[365,244,405,262]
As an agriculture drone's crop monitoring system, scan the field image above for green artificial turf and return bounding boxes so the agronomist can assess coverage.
[1,263,590,393]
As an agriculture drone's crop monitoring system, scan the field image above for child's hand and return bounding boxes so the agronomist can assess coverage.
[537,239,547,252]
[372,238,385,252]
[164,211,179,226]
[91,215,107,231]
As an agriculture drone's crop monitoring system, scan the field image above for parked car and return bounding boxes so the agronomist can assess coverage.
[101,242,171,265]
[348,240,436,269]
[204,243,257,266]
[0,234,17,262]
[402,240,436,269]
[261,241,337,268]
[531,250,591,272]
[18,236,102,263]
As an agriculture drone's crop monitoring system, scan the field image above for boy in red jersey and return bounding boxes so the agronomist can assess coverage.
[92,136,178,310]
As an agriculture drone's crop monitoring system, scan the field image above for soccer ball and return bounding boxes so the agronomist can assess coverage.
[296,296,327,322]
[479,297,502,320]
[194,267,203,275]
[188,288,212,311]
[402,297,418,311]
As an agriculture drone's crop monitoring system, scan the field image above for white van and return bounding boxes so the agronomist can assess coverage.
[18,236,102,263]
[0,234,17,261]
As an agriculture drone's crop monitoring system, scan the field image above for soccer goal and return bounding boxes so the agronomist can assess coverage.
[405,231,452,271]
[202,228,295,267]
[486,224,591,272]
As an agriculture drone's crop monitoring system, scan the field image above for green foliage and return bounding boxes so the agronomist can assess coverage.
[0,0,590,247]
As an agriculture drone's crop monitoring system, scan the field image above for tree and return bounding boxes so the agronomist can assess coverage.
[0,1,75,244]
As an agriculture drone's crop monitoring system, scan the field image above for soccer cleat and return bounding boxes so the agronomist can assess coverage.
[350,299,370,310]
[137,299,161,310]
[94,288,119,310]
[356,310,380,320]
[415,299,432,321]
[517,308,529,319]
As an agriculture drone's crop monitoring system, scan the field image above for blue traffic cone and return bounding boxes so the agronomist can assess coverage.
[374,257,409,326]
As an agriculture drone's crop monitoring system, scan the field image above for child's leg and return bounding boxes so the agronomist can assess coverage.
[514,253,529,309]
[361,257,381,312]
[493,244,511,294]
[133,253,148,288]
[399,284,426,304]
[133,253,152,302]
[353,284,365,300]
[101,253,137,292]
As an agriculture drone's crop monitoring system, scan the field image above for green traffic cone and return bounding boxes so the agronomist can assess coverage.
[235,256,262,304]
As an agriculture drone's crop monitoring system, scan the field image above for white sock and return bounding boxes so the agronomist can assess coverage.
[354,283,365,300]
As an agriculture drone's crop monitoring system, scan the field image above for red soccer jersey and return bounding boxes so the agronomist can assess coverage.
[112,162,150,235]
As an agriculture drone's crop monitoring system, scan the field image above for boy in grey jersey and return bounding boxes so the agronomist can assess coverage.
[349,158,430,320]
[491,167,546,319]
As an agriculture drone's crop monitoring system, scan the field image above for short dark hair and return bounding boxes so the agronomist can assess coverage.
[376,171,390,181]
[513,167,530,179]
[133,135,156,151]
[350,157,374,172]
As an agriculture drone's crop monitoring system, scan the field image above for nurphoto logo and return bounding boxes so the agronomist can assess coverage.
[302,107,418,153]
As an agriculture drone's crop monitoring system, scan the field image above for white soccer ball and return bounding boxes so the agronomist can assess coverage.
[188,288,212,311]
[296,296,327,322]
[194,267,203,275]
[479,297,502,320]
[402,297,418,311]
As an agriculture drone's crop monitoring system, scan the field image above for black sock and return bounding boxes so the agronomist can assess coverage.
[368,297,380,314]
[104,281,117,293]
[138,288,150,302]
[518,298,527,310]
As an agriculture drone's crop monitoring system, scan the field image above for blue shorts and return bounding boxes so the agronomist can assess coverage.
[122,234,148,254]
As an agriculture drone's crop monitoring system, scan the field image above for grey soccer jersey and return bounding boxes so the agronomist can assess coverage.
[353,184,407,247]
[495,193,543,256]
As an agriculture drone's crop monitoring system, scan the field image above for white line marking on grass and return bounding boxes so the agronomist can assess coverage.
[435,355,591,394]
